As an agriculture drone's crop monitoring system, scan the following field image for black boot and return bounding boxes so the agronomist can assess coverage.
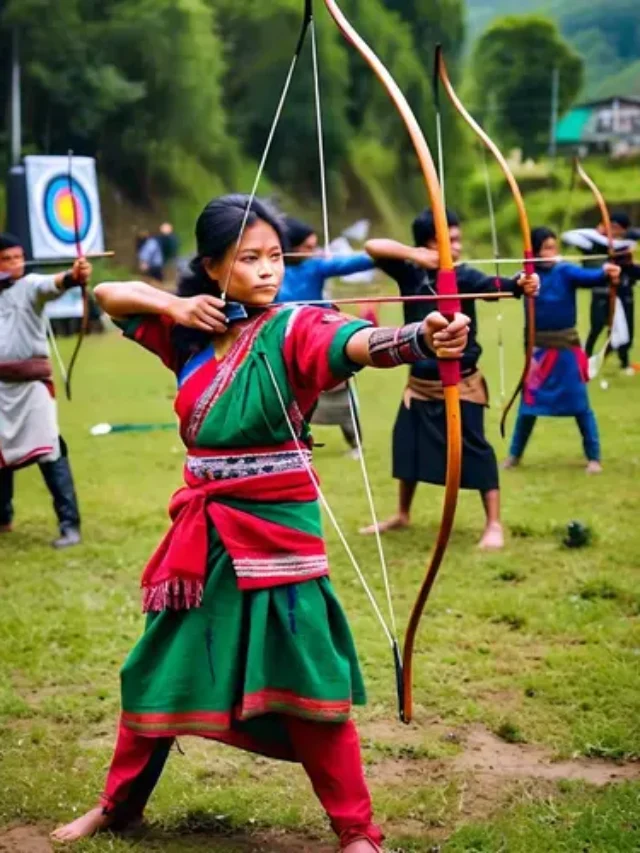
[39,437,81,548]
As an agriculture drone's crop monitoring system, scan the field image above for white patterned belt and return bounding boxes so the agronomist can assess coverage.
[186,449,313,481]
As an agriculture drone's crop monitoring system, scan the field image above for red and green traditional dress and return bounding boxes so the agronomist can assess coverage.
[115,305,370,760]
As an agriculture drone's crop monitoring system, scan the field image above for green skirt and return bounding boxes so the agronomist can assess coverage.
[120,527,366,761]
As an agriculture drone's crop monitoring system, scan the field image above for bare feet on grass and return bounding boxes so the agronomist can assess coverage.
[51,807,111,843]
[359,514,410,535]
[478,522,504,550]
[586,460,603,474]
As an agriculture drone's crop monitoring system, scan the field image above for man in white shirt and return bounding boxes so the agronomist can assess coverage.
[0,232,91,547]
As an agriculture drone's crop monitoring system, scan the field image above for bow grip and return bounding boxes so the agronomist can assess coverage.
[436,268,461,388]
[523,248,535,277]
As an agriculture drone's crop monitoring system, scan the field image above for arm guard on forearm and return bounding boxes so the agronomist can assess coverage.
[61,272,81,291]
[367,322,431,367]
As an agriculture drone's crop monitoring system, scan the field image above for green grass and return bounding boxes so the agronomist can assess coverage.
[1,294,639,851]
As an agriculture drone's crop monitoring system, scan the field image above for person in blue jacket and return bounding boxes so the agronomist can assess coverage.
[504,227,620,474]
[277,217,377,458]
[277,217,376,304]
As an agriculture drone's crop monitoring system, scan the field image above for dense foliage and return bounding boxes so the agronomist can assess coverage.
[467,16,583,160]
[467,0,640,99]
[0,0,468,218]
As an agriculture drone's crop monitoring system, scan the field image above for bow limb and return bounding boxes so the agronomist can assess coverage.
[433,47,535,439]
[574,158,617,329]
[323,0,462,724]
[64,149,89,401]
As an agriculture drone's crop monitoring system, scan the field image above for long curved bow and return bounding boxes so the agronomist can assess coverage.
[64,149,90,401]
[433,46,535,439]
[574,158,616,328]
[323,0,462,724]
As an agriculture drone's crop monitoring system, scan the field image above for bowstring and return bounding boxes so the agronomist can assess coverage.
[432,48,445,205]
[221,6,313,300]
[261,353,395,648]
[46,316,69,386]
[481,146,506,404]
[310,11,399,642]
[223,3,397,646]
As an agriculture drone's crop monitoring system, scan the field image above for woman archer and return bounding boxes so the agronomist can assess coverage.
[52,194,469,852]
[503,227,621,472]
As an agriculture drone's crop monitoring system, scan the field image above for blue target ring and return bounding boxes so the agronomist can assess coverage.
[43,175,92,246]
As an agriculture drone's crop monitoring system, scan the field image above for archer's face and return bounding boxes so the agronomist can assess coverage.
[426,225,462,263]
[297,233,318,255]
[599,220,627,240]
[0,246,25,281]
[449,226,462,262]
[539,236,558,267]
[204,221,284,307]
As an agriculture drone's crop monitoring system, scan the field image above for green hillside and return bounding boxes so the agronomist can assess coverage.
[465,0,640,99]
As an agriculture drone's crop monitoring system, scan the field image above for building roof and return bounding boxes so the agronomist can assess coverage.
[556,106,593,144]
[555,97,640,145]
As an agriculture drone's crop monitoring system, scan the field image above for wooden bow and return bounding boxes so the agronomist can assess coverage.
[64,149,89,401]
[574,158,617,329]
[433,46,535,439]
[323,0,462,724]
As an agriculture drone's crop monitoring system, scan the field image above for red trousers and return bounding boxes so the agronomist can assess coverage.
[101,715,383,848]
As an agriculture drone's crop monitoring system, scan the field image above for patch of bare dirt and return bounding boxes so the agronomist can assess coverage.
[135,822,336,852]
[455,725,640,785]
[361,717,448,745]
[220,830,335,852]
[0,826,52,853]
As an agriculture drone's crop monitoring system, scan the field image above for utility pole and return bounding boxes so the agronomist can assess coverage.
[548,66,560,161]
[10,26,22,166]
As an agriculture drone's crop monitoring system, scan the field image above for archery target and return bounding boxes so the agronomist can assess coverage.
[43,175,91,245]
[24,155,105,259]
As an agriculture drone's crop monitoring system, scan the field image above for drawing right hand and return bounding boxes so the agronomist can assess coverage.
[169,295,228,333]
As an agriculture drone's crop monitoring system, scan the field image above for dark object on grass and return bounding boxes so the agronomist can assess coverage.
[563,521,591,548]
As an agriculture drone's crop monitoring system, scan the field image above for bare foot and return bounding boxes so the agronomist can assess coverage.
[51,807,111,843]
[478,522,504,550]
[343,839,383,852]
[359,514,410,535]
[0,524,12,533]
[586,461,603,474]
[501,456,520,470]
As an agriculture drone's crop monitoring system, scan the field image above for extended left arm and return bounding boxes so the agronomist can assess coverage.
[33,259,93,306]
[565,262,619,288]
[315,252,376,279]
[345,312,469,368]
[454,267,539,299]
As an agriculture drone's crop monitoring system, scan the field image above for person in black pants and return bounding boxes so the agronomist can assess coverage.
[0,232,86,548]
[562,211,638,372]
[0,437,81,545]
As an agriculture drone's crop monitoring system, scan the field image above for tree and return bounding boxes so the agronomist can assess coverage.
[468,16,584,159]
[1,0,233,200]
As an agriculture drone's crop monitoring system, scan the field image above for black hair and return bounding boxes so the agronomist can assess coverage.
[284,216,315,252]
[0,232,23,252]
[172,194,285,360]
[412,209,460,247]
[531,226,556,257]
[610,210,630,230]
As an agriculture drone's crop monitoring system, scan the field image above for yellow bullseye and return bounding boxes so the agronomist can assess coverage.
[57,193,76,228]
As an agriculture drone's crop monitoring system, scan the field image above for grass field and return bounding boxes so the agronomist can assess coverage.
[1,293,639,852]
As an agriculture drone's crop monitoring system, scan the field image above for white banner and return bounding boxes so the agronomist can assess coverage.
[611,297,630,350]
[24,155,105,260]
